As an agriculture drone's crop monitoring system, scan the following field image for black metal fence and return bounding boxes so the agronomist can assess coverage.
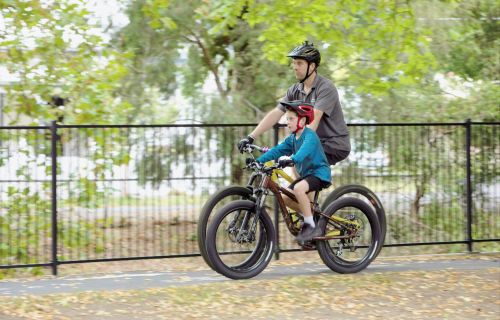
[0,121,498,275]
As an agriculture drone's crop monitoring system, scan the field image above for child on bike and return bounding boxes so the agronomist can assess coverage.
[255,101,331,243]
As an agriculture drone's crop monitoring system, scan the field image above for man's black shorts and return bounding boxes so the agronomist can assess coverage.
[326,149,350,166]
[289,175,331,193]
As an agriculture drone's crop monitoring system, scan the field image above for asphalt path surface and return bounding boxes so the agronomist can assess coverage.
[1,256,498,297]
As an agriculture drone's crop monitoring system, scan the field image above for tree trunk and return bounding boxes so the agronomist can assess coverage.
[411,181,426,219]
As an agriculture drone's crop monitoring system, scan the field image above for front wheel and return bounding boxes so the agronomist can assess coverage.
[317,197,381,274]
[206,200,275,280]
[197,186,253,270]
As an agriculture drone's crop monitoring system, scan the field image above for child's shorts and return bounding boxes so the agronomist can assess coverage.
[288,175,331,193]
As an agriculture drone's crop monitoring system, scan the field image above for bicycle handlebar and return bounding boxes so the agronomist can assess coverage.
[245,157,292,173]
[243,144,292,172]
[243,144,269,154]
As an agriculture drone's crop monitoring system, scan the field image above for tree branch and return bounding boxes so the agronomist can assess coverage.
[181,29,227,98]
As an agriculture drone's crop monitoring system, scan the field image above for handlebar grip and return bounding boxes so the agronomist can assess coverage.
[247,144,269,153]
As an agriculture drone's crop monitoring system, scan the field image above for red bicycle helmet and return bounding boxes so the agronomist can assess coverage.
[280,101,315,132]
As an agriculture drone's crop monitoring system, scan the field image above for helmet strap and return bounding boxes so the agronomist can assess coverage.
[299,62,317,83]
[294,117,305,133]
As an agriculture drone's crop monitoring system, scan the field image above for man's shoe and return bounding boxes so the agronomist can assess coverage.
[296,223,322,243]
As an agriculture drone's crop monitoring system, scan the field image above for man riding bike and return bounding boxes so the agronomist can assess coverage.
[238,41,350,166]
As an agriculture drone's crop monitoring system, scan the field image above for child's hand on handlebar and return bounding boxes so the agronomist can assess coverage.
[245,158,262,169]
[278,156,294,168]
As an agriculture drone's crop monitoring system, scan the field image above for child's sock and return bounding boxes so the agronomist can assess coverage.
[304,216,315,228]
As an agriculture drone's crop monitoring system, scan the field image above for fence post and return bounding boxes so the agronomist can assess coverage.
[465,119,473,253]
[273,124,281,260]
[50,121,59,275]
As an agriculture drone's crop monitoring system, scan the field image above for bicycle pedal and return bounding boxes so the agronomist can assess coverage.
[300,243,316,251]
[298,240,316,250]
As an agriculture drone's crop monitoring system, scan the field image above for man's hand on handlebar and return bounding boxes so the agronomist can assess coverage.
[239,143,269,154]
[237,135,254,153]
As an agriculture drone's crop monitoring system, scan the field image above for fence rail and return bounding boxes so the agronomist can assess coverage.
[0,121,498,275]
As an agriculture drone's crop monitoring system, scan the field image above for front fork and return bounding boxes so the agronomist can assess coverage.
[247,188,268,233]
[230,188,268,243]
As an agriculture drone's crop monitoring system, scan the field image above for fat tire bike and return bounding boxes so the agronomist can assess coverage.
[197,145,386,270]
[205,149,382,279]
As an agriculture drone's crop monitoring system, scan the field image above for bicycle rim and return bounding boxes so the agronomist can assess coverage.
[197,186,253,269]
[318,198,379,273]
[321,184,386,256]
[209,202,273,275]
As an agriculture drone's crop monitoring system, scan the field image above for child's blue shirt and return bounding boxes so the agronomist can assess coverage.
[256,127,331,184]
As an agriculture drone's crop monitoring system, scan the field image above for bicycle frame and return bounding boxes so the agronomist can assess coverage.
[206,161,382,279]
[253,167,361,241]
[241,145,360,241]
[244,160,294,189]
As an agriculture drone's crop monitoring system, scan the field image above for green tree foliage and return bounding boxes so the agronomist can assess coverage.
[338,1,498,219]
[432,0,499,81]
[0,1,497,267]
[117,0,443,185]
[0,2,142,270]
[358,0,499,124]
[428,0,499,122]
[0,0,135,124]
[1,0,496,124]
[117,0,292,124]
[209,0,435,95]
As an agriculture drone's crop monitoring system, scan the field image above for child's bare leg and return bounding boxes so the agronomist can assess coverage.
[293,180,314,225]
[283,186,315,215]
[293,180,322,242]
[283,190,300,213]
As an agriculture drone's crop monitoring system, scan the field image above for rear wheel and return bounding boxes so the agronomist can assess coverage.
[321,185,386,257]
[206,200,275,280]
[317,197,380,274]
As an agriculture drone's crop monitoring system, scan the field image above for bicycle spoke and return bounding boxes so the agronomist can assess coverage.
[317,197,380,273]
[214,208,266,269]
[326,206,373,262]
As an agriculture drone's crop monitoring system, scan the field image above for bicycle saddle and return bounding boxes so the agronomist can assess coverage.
[279,100,314,109]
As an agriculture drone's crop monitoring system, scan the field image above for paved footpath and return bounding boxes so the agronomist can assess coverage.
[1,255,498,296]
